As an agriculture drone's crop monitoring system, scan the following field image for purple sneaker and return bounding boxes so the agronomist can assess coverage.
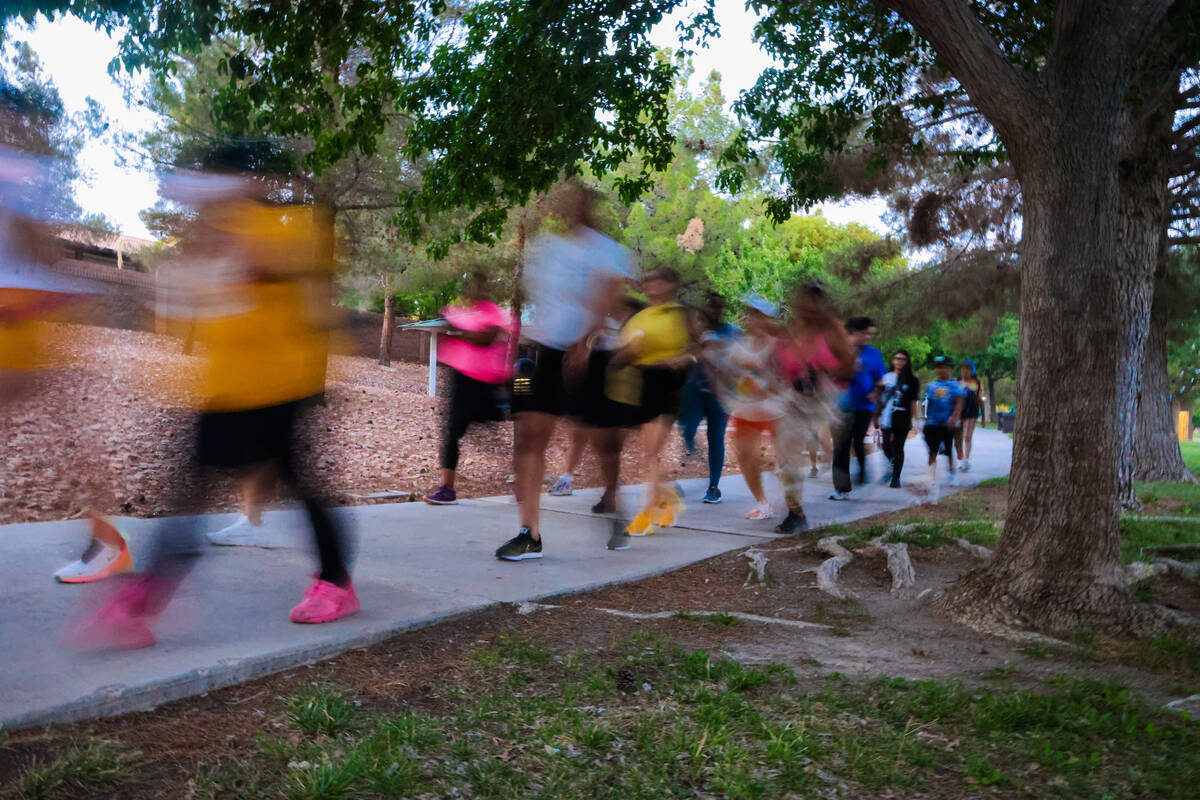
[424,485,458,505]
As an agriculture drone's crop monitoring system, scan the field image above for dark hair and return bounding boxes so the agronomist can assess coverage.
[795,281,829,302]
[621,296,647,314]
[644,266,681,285]
[846,316,875,333]
[892,349,919,395]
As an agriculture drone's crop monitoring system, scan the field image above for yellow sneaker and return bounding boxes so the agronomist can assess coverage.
[626,511,655,536]
[655,487,684,528]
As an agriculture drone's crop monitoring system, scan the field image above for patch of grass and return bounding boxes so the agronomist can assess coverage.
[184,635,1200,800]
[976,474,1009,487]
[1182,440,1200,476]
[1120,517,1200,563]
[1021,644,1048,660]
[1136,479,1200,513]
[1124,635,1200,679]
[12,740,137,800]
[286,686,359,737]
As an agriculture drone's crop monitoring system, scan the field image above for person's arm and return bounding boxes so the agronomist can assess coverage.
[949,395,964,429]
[827,326,856,381]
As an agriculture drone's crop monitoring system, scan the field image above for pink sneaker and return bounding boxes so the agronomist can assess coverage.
[64,579,157,651]
[289,579,360,624]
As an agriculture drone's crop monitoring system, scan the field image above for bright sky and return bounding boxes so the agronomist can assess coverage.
[19,0,887,240]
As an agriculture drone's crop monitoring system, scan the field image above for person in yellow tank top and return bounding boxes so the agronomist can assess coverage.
[67,143,358,653]
[606,267,696,541]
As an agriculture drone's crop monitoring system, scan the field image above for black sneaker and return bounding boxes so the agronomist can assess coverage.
[774,512,809,535]
[591,493,615,514]
[607,520,631,551]
[889,478,901,489]
[495,529,542,561]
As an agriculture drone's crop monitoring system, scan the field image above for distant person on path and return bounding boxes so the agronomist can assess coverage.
[497,183,634,561]
[955,360,982,472]
[875,349,920,489]
[607,267,693,540]
[923,355,966,490]
[773,283,854,532]
[829,316,887,501]
[425,272,516,505]
[677,292,737,505]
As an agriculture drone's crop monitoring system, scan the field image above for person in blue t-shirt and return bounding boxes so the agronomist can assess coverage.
[923,355,966,484]
[829,316,888,500]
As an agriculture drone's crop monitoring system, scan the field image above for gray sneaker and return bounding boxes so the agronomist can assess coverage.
[607,520,632,551]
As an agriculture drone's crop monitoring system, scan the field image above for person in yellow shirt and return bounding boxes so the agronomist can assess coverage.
[67,143,356,651]
[606,267,695,542]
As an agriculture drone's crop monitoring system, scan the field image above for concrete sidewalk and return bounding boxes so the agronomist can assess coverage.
[0,430,1010,730]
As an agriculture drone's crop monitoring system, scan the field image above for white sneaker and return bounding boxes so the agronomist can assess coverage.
[745,502,774,520]
[54,538,134,583]
[206,515,287,548]
[828,491,850,501]
[948,471,960,487]
[548,474,574,496]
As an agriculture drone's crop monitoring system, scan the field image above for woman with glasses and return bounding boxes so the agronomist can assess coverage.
[875,349,920,488]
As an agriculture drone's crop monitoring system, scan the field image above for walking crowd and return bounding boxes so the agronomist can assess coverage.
[2,135,983,651]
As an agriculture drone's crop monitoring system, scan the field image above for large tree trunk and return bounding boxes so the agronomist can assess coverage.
[1135,304,1196,482]
[935,83,1143,636]
[984,373,996,424]
[379,291,396,367]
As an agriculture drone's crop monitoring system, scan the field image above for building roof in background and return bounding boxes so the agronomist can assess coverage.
[52,223,156,254]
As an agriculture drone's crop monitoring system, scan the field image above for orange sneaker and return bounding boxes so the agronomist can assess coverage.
[54,519,134,583]
[626,511,655,537]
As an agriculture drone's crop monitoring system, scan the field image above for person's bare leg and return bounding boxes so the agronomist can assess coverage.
[963,418,976,462]
[564,422,588,476]
[954,426,965,461]
[640,416,675,498]
[515,411,557,540]
[735,431,766,504]
[242,464,276,525]
[439,468,456,490]
[595,427,624,501]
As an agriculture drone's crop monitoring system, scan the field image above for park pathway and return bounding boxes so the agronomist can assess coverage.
[0,430,1011,729]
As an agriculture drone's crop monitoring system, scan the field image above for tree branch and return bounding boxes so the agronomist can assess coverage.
[877,0,1043,149]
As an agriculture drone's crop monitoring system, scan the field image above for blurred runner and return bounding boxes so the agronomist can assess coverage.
[0,88,132,581]
[497,183,633,561]
[773,283,853,533]
[607,267,693,541]
[67,141,356,650]
[678,292,736,505]
[425,271,516,505]
[704,294,790,521]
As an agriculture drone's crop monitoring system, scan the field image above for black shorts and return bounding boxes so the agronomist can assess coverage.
[626,365,686,427]
[510,344,569,416]
[578,349,633,429]
[195,398,310,469]
[923,424,955,458]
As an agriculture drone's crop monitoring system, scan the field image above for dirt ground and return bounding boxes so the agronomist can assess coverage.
[2,484,1195,799]
[0,324,749,525]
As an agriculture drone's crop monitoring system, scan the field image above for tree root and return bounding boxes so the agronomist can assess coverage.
[1125,558,1200,584]
[812,537,856,600]
[742,544,814,587]
[955,538,993,561]
[863,537,916,591]
[513,601,829,630]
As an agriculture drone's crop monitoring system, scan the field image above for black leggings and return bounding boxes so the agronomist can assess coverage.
[882,412,911,482]
[833,410,874,493]
[441,370,498,471]
[148,405,351,591]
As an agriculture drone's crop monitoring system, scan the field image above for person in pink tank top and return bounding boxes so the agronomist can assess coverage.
[425,272,517,505]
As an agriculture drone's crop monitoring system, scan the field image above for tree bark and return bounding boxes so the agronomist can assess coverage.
[379,291,396,367]
[1114,174,1169,510]
[984,373,996,424]
[1135,304,1196,482]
